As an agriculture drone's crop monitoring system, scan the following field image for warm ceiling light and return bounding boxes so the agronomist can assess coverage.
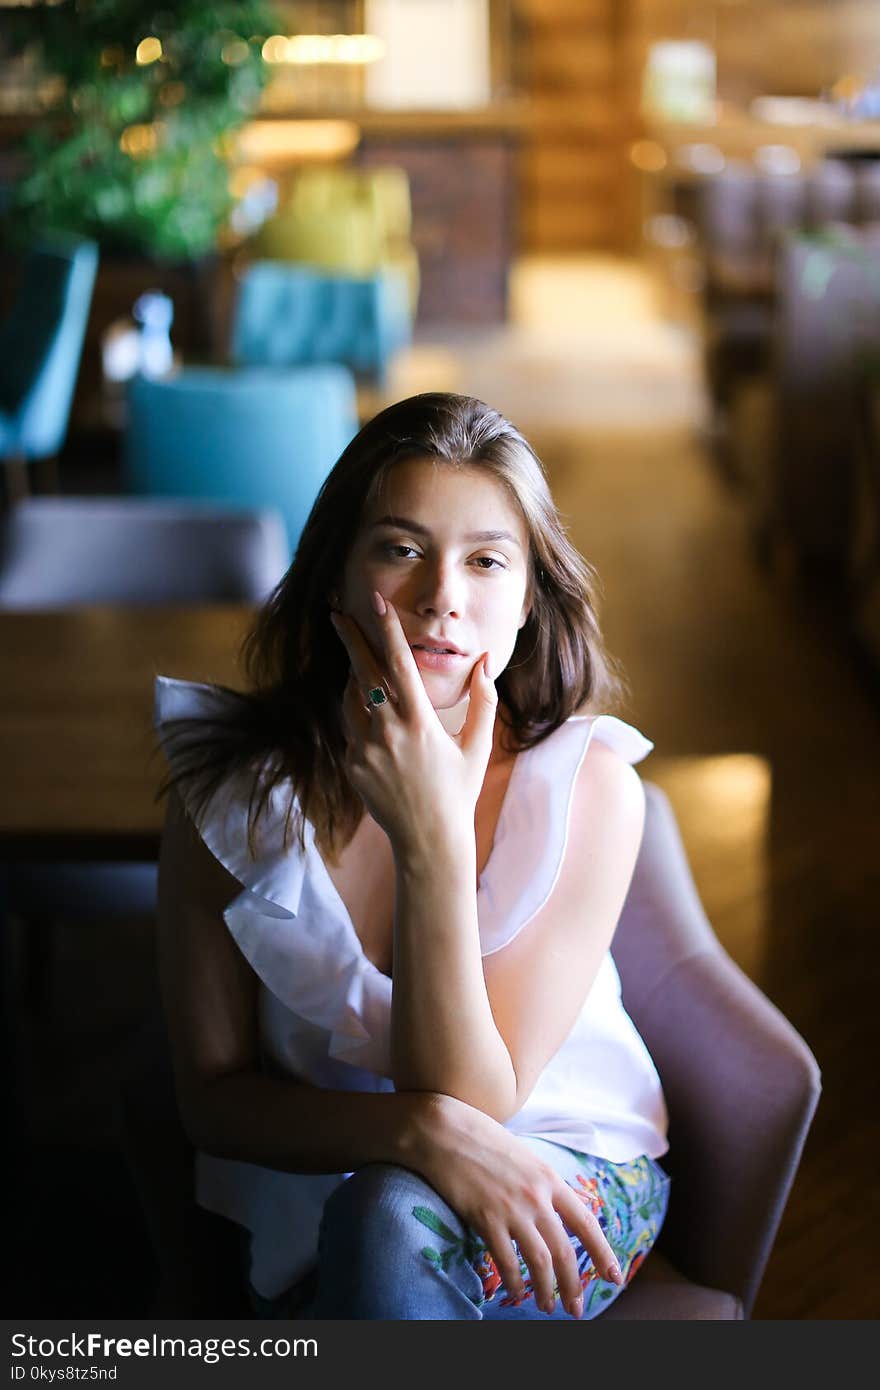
[332,34,385,65]
[236,119,360,163]
[262,35,290,63]
[135,36,163,66]
[629,140,667,173]
[261,33,384,66]
[119,122,160,156]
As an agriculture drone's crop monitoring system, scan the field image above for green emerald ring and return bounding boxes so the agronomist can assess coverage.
[367,685,388,708]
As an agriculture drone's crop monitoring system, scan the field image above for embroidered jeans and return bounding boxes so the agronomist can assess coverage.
[249,1137,670,1321]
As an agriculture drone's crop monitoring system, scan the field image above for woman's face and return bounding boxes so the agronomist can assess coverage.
[337,457,531,709]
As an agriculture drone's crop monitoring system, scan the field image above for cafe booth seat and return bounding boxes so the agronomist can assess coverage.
[125,366,358,554]
[121,784,820,1319]
[0,236,98,500]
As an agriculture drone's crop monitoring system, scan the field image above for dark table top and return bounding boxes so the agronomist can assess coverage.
[0,604,252,859]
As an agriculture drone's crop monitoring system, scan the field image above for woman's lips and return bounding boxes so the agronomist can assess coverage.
[410,645,467,672]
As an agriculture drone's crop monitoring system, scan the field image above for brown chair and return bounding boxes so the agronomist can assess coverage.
[120,782,820,1319]
[604,784,820,1318]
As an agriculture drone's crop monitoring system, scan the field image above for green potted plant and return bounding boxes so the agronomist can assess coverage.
[2,1,283,429]
[5,0,280,262]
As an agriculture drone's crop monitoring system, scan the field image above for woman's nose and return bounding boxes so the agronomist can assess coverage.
[414,561,463,618]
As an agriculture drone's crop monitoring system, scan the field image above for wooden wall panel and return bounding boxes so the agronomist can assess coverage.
[517,0,629,252]
[524,199,621,249]
[519,0,611,26]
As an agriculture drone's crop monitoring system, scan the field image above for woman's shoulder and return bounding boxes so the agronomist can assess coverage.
[479,710,651,953]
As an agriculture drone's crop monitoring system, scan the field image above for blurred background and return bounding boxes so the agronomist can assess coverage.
[1,0,878,1320]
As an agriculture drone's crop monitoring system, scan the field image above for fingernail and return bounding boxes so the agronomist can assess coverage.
[570,1294,583,1319]
[482,652,492,678]
[371,590,387,615]
[606,1260,623,1285]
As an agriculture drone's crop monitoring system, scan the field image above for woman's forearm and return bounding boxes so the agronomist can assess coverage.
[390,836,518,1119]
[183,1069,435,1174]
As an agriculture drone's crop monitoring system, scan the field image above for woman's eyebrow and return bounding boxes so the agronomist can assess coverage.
[371,515,521,547]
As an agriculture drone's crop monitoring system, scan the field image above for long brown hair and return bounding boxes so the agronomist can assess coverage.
[159,392,627,860]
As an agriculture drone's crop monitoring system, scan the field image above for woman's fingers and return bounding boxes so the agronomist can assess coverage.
[510,1225,558,1314]
[458,651,498,758]
[555,1184,623,1289]
[490,1184,621,1319]
[535,1210,588,1316]
[483,1226,527,1307]
[371,593,432,720]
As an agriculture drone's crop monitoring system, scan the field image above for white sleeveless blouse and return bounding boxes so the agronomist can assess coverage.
[154,675,669,1299]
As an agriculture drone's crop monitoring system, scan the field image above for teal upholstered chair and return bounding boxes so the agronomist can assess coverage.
[231,261,412,386]
[124,365,358,553]
[0,236,98,499]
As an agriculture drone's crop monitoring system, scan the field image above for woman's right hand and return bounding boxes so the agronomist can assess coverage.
[405,1092,624,1318]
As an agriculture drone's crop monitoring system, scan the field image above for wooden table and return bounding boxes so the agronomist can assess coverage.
[0,604,253,860]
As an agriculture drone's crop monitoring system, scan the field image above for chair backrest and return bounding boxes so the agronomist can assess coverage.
[257,165,413,268]
[772,226,880,568]
[0,237,98,459]
[699,159,880,295]
[613,783,821,1317]
[805,159,858,229]
[124,365,358,553]
[856,160,880,223]
[0,497,289,608]
[231,261,412,382]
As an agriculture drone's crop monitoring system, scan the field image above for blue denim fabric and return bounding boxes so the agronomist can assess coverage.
[249,1137,670,1321]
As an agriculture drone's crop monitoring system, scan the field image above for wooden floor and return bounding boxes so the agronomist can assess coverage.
[8,258,880,1319]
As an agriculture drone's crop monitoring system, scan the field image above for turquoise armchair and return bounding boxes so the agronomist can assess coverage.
[0,236,98,497]
[124,365,358,553]
[231,261,412,387]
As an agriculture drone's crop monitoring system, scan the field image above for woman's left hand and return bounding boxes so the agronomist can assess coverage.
[330,593,497,859]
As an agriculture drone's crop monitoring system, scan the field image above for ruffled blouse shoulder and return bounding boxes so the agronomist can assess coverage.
[476,712,653,956]
[154,674,309,914]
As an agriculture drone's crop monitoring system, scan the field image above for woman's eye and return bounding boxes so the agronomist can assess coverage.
[472,555,506,570]
[384,543,420,559]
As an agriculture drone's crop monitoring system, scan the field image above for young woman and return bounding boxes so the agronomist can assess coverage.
[155,392,670,1321]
